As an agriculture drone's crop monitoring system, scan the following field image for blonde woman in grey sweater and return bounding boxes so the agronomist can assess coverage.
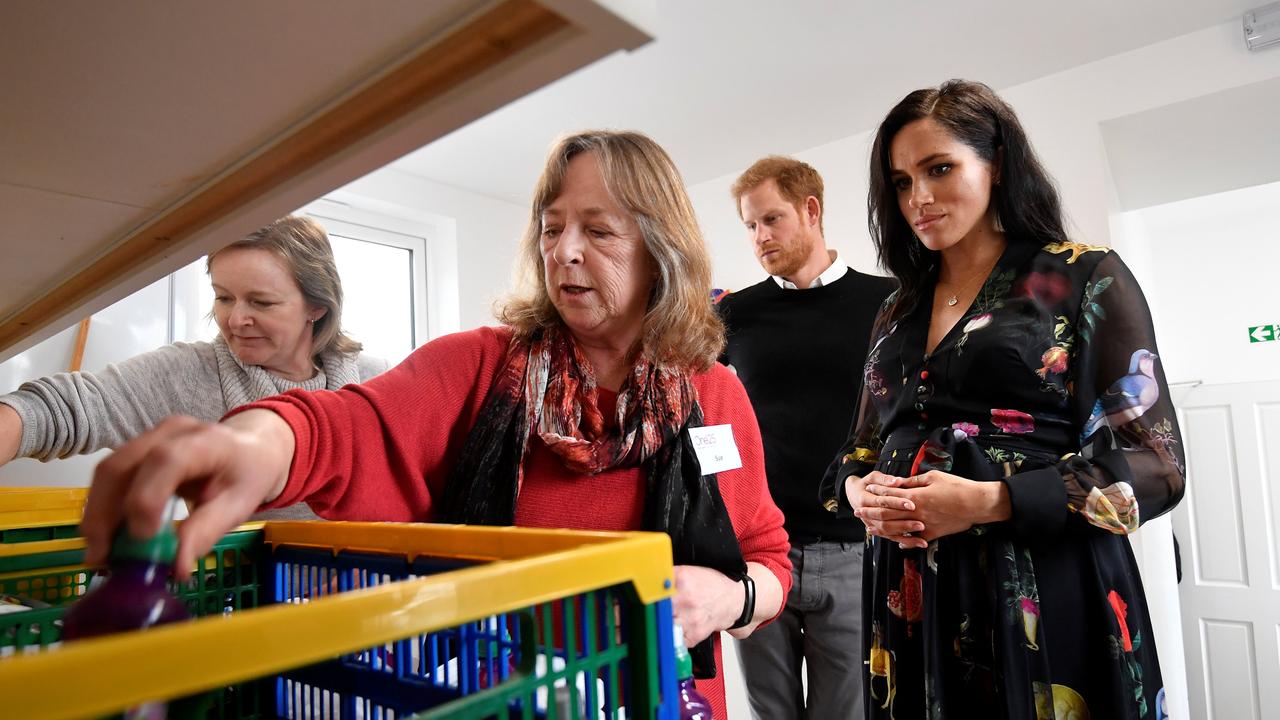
[0,215,388,470]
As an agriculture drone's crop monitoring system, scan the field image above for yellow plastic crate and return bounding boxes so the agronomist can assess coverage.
[0,486,87,544]
[0,520,682,720]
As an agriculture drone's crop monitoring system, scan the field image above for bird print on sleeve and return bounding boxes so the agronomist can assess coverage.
[1082,349,1160,442]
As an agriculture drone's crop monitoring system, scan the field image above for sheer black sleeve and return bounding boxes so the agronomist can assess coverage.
[1002,251,1186,536]
[819,294,898,519]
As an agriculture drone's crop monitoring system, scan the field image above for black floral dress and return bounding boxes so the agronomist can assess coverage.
[823,241,1186,720]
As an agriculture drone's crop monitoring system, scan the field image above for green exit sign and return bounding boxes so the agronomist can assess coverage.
[1249,324,1280,343]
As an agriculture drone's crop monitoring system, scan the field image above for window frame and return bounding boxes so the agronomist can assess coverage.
[305,210,430,353]
[171,196,453,355]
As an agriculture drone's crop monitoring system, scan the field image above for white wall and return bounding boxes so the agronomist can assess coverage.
[691,22,1280,289]
[0,276,172,488]
[1100,76,1280,212]
[333,166,529,333]
[1125,181,1280,387]
[1003,22,1280,247]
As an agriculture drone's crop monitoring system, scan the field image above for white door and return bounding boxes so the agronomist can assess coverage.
[1173,379,1280,719]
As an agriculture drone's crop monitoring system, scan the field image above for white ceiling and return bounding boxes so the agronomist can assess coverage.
[393,0,1257,204]
[1102,75,1280,210]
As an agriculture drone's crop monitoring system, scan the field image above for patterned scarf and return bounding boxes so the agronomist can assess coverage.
[441,325,746,677]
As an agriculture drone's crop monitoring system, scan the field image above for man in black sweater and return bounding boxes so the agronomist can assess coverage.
[718,156,895,720]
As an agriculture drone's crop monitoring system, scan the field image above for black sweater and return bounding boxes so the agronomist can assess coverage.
[717,269,896,543]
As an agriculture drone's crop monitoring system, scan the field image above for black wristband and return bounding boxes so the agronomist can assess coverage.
[728,571,755,630]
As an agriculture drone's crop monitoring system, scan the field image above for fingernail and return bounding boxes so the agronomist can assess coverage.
[904,502,915,511]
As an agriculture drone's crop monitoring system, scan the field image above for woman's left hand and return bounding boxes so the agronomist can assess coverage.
[671,565,741,647]
[863,470,1011,545]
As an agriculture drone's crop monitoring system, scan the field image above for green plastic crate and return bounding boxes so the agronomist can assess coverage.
[0,521,682,720]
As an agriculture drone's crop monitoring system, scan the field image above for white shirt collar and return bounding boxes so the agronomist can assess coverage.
[772,250,848,290]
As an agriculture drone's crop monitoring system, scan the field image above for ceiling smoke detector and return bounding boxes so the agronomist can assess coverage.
[1244,2,1280,51]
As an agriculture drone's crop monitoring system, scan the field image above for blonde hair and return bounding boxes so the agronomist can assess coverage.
[498,130,724,371]
[730,155,825,234]
[207,215,362,359]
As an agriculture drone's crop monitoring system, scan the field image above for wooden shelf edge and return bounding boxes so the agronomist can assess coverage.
[0,0,569,356]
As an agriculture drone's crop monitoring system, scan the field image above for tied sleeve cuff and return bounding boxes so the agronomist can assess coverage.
[1001,465,1068,537]
[1068,449,1142,535]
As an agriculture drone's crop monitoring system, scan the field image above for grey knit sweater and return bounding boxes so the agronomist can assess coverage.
[1,336,388,461]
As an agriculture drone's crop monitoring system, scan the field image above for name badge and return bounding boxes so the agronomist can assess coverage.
[688,424,742,475]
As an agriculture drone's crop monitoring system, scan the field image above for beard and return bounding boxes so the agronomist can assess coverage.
[759,232,815,279]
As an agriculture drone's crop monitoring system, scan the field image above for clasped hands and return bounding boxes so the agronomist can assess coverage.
[844,470,1012,550]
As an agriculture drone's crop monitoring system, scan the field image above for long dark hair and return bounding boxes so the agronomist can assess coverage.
[868,79,1069,316]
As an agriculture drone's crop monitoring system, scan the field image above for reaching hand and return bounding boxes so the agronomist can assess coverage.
[81,411,295,576]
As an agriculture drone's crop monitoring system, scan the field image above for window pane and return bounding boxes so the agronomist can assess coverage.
[329,234,415,364]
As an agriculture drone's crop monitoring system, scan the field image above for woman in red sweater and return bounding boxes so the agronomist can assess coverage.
[83,130,791,717]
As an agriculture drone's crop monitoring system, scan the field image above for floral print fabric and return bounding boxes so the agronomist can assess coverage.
[826,241,1185,719]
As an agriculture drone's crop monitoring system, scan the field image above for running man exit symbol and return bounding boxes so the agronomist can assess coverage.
[1248,324,1279,343]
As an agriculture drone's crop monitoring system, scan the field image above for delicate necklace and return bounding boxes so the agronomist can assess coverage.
[938,256,1000,307]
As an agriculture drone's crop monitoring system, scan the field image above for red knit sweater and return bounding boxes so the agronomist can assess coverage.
[241,326,792,718]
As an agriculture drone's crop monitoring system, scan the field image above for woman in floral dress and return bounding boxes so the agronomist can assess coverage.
[822,80,1186,719]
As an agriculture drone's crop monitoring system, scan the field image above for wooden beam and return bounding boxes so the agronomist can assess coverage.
[0,0,568,354]
[67,317,91,372]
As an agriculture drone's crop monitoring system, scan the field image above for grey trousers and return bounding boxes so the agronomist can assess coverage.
[736,541,864,720]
